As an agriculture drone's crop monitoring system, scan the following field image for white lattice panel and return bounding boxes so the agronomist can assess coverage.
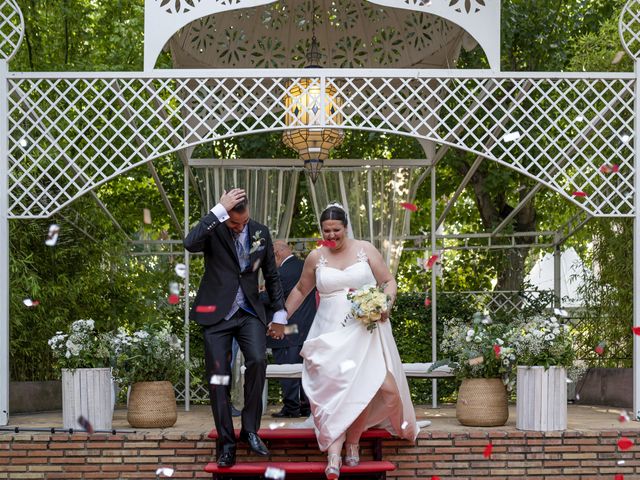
[0,0,23,61]
[6,70,636,218]
[444,290,553,316]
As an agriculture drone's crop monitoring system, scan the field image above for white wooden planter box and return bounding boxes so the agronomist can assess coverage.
[62,368,113,431]
[516,366,567,431]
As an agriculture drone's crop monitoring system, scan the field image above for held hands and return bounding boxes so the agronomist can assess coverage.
[220,188,246,211]
[267,322,285,340]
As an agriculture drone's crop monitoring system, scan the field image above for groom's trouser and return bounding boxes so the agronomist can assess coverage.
[203,310,267,455]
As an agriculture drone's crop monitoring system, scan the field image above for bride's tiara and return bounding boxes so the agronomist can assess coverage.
[324,202,346,212]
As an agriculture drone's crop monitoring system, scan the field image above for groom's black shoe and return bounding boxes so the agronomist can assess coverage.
[272,409,300,418]
[239,431,270,456]
[217,450,236,468]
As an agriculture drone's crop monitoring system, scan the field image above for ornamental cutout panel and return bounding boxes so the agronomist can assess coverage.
[144,0,500,70]
[6,71,635,218]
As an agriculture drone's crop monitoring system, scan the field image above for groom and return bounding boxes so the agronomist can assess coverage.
[184,188,287,467]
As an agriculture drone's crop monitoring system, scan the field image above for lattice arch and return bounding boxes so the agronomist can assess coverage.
[6,70,636,218]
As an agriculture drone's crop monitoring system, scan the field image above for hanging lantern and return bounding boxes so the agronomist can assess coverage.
[282,37,344,183]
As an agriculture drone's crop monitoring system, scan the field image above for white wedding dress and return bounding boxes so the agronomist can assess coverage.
[300,248,419,451]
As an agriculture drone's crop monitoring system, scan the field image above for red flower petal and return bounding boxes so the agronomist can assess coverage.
[483,443,493,458]
[600,164,612,174]
[168,294,180,305]
[632,326,640,336]
[615,474,624,480]
[572,191,587,197]
[426,254,439,268]
[317,239,337,248]
[493,345,501,358]
[612,164,620,173]
[430,477,441,480]
[424,297,431,307]
[595,345,604,356]
[619,410,630,423]
[196,305,217,313]
[400,202,418,212]
[617,437,633,450]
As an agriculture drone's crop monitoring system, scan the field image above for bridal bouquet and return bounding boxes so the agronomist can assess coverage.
[346,284,390,332]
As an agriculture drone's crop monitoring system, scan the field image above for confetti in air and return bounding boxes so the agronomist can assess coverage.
[572,191,587,198]
[424,297,431,307]
[400,202,418,212]
[210,375,230,386]
[168,294,180,305]
[502,132,521,143]
[617,437,633,450]
[619,410,630,423]
[612,164,620,173]
[401,421,409,430]
[174,263,187,278]
[196,305,217,313]
[45,224,60,247]
[430,477,441,480]
[493,345,501,358]
[155,467,175,477]
[632,326,640,336]
[168,282,180,305]
[77,415,94,434]
[426,255,439,268]
[269,422,286,430]
[483,443,493,458]
[615,474,625,480]
[339,360,357,373]
[284,324,299,335]
[617,460,626,465]
[612,50,626,64]
[600,164,613,174]
[22,298,40,307]
[594,341,606,356]
[264,466,286,480]
[317,239,337,248]
[143,208,152,224]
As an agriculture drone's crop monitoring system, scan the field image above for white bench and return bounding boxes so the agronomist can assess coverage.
[264,362,454,378]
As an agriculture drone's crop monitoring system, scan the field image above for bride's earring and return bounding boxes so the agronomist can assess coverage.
[325,453,342,479]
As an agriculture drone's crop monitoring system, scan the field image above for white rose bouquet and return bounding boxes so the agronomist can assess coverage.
[506,315,575,368]
[345,284,390,332]
[48,319,113,370]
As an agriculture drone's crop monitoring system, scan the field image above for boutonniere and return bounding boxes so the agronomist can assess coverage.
[250,230,266,254]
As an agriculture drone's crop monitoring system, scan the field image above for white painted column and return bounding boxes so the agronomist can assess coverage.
[0,59,9,426]
[430,166,438,408]
[634,64,640,421]
[184,163,191,412]
[553,242,561,308]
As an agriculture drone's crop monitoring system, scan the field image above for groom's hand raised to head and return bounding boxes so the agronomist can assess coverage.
[220,188,246,211]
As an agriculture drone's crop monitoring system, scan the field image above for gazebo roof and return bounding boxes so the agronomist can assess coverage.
[168,0,478,69]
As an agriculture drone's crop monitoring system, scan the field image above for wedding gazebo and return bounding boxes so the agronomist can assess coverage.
[1,0,639,427]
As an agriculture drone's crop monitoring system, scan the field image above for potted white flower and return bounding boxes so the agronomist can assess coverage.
[112,323,185,428]
[437,312,516,427]
[48,319,114,431]
[507,315,576,431]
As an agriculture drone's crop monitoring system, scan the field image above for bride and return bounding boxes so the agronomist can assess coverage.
[283,204,418,479]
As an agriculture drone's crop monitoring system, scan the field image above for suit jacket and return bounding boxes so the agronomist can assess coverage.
[264,255,316,348]
[184,211,285,327]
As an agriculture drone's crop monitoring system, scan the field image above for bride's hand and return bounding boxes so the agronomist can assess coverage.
[380,310,390,322]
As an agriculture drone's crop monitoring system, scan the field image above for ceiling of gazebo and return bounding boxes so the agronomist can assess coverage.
[167,0,478,69]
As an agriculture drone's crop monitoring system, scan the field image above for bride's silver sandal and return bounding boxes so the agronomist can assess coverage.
[344,443,360,467]
[325,453,342,479]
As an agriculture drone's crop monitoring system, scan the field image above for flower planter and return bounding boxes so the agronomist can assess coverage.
[456,377,509,427]
[127,381,177,428]
[516,366,567,431]
[62,368,113,431]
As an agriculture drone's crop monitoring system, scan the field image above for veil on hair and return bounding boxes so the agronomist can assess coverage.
[322,202,355,239]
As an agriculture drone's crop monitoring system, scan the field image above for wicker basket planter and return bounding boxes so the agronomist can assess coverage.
[127,381,177,428]
[456,377,509,427]
[516,366,567,431]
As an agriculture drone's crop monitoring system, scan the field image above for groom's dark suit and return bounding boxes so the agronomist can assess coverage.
[184,210,284,458]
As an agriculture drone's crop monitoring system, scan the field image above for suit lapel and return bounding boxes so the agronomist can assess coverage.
[220,223,239,266]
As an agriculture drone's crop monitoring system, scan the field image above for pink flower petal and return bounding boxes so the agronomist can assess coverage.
[168,294,180,305]
[612,164,620,173]
[317,239,337,248]
[572,191,587,197]
[595,341,606,356]
[424,297,431,307]
[426,254,439,268]
[196,305,217,313]
[632,326,640,336]
[400,202,418,212]
[617,437,633,450]
[615,474,624,480]
[619,410,630,423]
[483,443,493,458]
[600,164,612,174]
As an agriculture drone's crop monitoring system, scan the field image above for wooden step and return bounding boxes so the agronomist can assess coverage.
[204,460,396,475]
[208,427,393,441]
